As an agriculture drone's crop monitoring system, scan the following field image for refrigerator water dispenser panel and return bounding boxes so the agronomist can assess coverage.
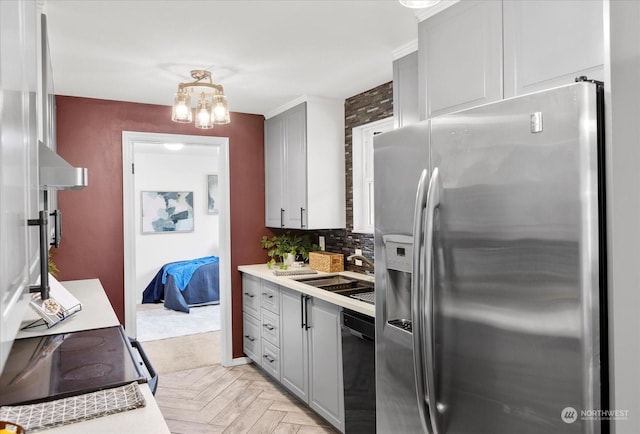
[381,234,413,333]
[383,235,413,272]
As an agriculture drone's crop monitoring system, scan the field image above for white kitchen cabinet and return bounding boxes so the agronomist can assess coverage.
[242,274,261,364]
[280,286,344,432]
[503,0,604,98]
[0,0,38,374]
[242,273,261,319]
[393,51,419,128]
[264,97,345,230]
[418,0,604,118]
[242,274,283,380]
[418,0,503,119]
[280,288,310,402]
[307,295,344,430]
[242,313,260,363]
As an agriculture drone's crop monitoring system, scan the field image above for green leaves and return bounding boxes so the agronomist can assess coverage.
[260,233,320,262]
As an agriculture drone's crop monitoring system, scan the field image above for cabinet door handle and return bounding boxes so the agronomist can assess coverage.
[263,354,275,364]
[300,294,305,328]
[244,334,256,342]
[300,207,306,229]
[280,208,285,228]
[262,292,274,299]
[28,210,50,300]
[50,209,62,248]
[243,292,255,298]
[304,295,311,330]
[263,323,275,331]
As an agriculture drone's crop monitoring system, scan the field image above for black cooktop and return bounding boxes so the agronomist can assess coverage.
[0,326,147,406]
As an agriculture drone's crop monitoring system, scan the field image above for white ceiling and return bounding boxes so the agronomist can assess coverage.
[44,0,421,116]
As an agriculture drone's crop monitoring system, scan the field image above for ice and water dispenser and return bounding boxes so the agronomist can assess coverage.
[381,234,413,333]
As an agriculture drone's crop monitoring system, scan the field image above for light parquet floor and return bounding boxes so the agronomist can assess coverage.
[155,362,340,434]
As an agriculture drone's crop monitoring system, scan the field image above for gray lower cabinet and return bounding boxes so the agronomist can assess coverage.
[242,313,260,362]
[242,274,282,381]
[280,287,344,432]
[242,276,345,432]
[242,274,262,364]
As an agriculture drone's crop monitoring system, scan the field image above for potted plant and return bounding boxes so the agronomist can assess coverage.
[261,233,320,269]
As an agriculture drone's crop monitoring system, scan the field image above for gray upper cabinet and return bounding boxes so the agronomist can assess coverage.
[282,103,307,229]
[265,111,286,228]
[264,97,345,230]
[265,102,306,229]
[393,51,419,127]
[0,0,38,373]
[503,0,604,98]
[418,0,503,119]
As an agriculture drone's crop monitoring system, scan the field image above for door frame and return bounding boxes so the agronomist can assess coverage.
[121,131,233,366]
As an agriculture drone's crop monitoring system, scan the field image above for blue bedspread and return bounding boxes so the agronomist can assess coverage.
[142,256,220,313]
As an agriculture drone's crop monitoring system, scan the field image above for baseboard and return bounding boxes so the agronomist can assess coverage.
[224,356,251,368]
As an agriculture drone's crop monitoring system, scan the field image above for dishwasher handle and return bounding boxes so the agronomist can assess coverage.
[342,309,375,340]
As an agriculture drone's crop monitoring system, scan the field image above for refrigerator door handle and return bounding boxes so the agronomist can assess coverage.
[422,167,441,434]
[411,169,432,434]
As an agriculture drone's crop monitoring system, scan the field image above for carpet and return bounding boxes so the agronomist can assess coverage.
[141,331,220,374]
[136,303,220,342]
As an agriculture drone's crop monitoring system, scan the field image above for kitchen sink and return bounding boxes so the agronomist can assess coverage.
[295,275,374,298]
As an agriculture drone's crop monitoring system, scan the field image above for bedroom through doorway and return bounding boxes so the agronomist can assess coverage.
[122,132,232,366]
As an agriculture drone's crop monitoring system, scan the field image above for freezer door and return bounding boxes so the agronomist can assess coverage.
[428,82,604,434]
[374,121,430,433]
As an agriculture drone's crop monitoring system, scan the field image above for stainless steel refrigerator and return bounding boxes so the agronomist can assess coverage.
[374,81,607,434]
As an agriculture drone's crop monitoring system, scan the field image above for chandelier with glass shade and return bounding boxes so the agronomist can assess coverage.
[171,70,230,128]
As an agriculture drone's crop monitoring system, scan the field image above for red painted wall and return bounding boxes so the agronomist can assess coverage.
[54,96,269,358]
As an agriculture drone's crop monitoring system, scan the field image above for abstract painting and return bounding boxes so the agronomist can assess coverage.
[207,174,219,214]
[141,191,194,233]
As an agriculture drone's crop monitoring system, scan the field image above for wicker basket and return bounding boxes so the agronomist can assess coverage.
[309,251,344,272]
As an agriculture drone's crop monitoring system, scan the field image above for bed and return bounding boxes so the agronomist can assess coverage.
[141,256,220,313]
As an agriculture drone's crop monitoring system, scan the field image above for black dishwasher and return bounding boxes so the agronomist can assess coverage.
[341,309,376,433]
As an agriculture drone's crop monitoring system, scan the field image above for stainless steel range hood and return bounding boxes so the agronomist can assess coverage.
[39,142,88,190]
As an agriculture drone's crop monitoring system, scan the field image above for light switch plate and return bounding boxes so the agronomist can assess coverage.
[355,249,363,266]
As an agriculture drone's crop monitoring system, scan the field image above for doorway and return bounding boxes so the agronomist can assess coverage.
[122,131,232,366]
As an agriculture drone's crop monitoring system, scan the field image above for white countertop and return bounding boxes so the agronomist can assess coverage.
[238,264,375,317]
[12,278,170,434]
[17,279,120,339]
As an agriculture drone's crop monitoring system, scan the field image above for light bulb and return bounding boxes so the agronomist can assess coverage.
[214,103,226,118]
[175,103,189,119]
[212,95,230,124]
[198,107,210,124]
[171,92,192,123]
[195,97,213,129]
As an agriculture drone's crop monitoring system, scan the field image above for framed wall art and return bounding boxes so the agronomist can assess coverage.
[141,191,194,233]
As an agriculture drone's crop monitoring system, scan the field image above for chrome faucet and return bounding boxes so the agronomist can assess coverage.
[347,254,375,275]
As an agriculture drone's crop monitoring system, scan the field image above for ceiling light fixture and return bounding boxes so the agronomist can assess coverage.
[399,0,441,8]
[171,70,230,128]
